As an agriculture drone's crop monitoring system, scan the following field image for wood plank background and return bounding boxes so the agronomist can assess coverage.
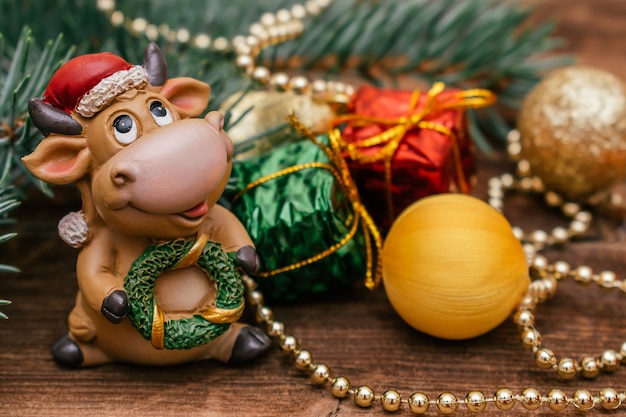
[1,1,626,416]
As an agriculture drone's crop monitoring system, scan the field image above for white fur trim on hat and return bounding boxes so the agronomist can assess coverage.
[76,65,148,117]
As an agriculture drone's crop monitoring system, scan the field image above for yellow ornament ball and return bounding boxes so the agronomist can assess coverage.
[518,65,626,200]
[381,194,530,340]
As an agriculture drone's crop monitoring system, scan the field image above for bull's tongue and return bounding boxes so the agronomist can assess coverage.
[183,202,208,218]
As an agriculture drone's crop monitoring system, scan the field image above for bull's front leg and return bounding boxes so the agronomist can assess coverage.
[52,237,128,368]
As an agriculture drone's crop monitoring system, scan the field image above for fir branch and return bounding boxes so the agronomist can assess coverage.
[86,0,569,146]
[0,1,570,146]
[270,0,571,145]
[0,189,19,319]
[1,28,73,193]
[0,0,571,318]
[0,27,72,317]
[0,299,10,320]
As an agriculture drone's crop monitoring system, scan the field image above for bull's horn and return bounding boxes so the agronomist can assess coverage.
[143,42,167,87]
[28,98,82,137]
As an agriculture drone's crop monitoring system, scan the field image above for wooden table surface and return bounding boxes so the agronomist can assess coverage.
[2,1,626,416]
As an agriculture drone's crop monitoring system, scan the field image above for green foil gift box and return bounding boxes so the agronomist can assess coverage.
[224,118,381,302]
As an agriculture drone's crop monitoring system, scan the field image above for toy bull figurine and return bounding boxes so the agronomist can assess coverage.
[22,43,271,367]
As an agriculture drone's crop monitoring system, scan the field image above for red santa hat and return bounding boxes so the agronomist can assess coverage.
[43,52,148,117]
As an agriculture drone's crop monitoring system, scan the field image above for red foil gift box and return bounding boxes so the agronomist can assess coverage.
[333,82,495,230]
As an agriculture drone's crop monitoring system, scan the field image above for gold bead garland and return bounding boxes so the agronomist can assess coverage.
[243,275,626,414]
[96,0,355,104]
[490,129,626,383]
[487,130,593,261]
[517,254,626,380]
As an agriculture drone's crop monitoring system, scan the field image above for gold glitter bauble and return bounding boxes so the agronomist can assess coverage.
[518,65,626,200]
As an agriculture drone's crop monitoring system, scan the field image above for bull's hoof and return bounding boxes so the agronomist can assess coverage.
[101,289,128,324]
[236,245,260,275]
[51,335,84,368]
[227,326,271,366]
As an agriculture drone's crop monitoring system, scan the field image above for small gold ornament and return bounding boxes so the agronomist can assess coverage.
[517,65,626,200]
[221,90,335,160]
[381,194,529,340]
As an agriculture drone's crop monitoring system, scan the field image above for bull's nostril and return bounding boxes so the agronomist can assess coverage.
[111,162,137,187]
[206,111,224,131]
[113,173,130,187]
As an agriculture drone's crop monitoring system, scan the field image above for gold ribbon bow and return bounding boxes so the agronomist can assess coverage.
[232,115,383,290]
[332,82,496,223]
[290,115,383,289]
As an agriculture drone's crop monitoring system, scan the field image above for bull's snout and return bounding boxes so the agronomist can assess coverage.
[97,117,231,215]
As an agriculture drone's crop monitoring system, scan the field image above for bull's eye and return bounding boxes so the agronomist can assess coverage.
[112,114,138,145]
[150,101,173,126]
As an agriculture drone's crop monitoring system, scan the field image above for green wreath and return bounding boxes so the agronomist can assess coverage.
[123,238,244,350]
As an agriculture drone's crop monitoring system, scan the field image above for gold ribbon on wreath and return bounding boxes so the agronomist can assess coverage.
[332,82,496,224]
[232,114,383,290]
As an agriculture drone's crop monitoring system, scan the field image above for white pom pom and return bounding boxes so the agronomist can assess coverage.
[58,211,89,248]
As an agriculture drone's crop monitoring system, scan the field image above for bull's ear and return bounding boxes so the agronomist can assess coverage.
[22,137,90,185]
[159,77,210,118]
